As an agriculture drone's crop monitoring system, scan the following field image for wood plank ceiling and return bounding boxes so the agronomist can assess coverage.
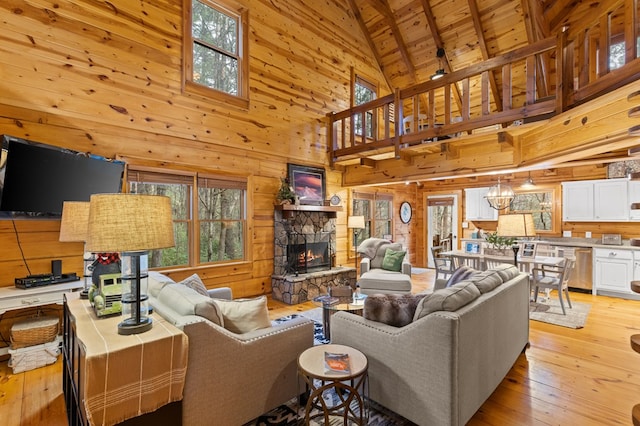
[341,0,639,182]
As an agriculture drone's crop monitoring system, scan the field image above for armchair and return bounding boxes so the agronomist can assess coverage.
[147,272,314,426]
[356,238,412,295]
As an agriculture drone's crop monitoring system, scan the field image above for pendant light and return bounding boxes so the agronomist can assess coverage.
[484,177,515,210]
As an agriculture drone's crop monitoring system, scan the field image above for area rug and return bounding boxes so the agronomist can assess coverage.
[529,299,591,329]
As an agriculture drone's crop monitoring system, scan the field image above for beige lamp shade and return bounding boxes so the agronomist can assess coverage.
[59,201,90,242]
[497,213,536,237]
[347,215,365,229]
[85,194,175,253]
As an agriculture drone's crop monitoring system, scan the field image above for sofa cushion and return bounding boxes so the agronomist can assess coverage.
[381,248,406,272]
[445,265,478,287]
[468,270,504,294]
[363,294,427,327]
[178,273,209,297]
[490,264,520,282]
[371,242,403,269]
[213,296,271,334]
[148,271,175,298]
[157,283,224,326]
[413,281,481,320]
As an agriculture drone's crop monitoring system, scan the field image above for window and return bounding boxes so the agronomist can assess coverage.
[183,0,249,108]
[353,74,377,138]
[127,167,247,268]
[509,188,559,233]
[352,191,393,247]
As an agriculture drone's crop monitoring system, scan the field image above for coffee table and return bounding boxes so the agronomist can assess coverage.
[312,293,367,340]
[297,343,369,425]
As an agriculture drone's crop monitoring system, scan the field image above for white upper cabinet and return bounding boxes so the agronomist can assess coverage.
[465,187,498,221]
[562,179,629,221]
[629,180,640,220]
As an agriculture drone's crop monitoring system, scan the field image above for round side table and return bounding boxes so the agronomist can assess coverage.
[297,343,369,425]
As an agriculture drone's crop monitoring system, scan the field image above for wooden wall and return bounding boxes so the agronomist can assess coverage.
[0,0,397,296]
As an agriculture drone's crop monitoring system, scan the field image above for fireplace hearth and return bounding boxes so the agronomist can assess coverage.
[272,205,356,304]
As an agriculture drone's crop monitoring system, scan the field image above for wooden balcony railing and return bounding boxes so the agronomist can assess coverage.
[328,6,640,166]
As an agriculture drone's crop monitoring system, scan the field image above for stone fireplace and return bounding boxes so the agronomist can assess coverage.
[271,205,356,304]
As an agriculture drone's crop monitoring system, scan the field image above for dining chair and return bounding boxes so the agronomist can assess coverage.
[530,257,574,315]
[482,255,515,271]
[431,246,455,280]
[451,253,482,270]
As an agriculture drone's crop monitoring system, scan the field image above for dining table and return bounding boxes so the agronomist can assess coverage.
[440,250,565,272]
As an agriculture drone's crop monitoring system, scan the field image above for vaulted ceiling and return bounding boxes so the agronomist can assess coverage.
[338,0,640,185]
[348,0,595,98]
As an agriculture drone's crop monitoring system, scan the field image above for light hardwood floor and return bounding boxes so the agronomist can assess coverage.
[1,270,640,425]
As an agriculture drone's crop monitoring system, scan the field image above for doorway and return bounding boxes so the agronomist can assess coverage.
[427,194,458,268]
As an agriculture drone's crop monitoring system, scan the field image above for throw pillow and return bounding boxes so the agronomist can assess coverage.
[445,265,478,287]
[157,283,224,326]
[489,264,520,282]
[213,296,271,334]
[178,273,209,297]
[371,242,403,269]
[363,294,427,327]
[413,281,481,320]
[381,248,406,272]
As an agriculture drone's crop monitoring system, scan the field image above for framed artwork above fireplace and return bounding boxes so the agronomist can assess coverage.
[288,163,326,206]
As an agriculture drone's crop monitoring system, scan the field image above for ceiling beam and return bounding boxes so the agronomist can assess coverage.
[346,0,394,92]
[467,0,504,112]
[417,0,464,114]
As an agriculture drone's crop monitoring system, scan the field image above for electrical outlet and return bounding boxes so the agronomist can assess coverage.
[563,230,572,237]
[585,231,592,238]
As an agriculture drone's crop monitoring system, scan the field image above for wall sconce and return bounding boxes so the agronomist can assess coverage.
[86,194,175,335]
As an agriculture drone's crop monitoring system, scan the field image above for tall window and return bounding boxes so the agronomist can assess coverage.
[353,75,377,138]
[352,191,393,246]
[127,168,247,268]
[184,0,249,108]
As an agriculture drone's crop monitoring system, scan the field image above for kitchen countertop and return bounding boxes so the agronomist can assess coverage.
[462,237,640,250]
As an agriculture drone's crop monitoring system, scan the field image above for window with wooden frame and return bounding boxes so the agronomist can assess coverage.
[351,71,378,139]
[352,191,393,247]
[127,167,248,268]
[183,0,249,109]
[507,185,560,234]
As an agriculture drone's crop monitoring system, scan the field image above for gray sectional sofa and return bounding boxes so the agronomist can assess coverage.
[330,264,530,426]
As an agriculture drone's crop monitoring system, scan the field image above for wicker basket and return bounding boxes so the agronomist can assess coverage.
[10,315,60,349]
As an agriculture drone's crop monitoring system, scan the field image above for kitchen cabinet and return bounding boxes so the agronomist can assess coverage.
[629,181,640,220]
[562,179,628,221]
[464,187,498,221]
[594,248,634,297]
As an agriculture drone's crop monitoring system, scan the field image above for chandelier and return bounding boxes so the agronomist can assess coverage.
[485,177,515,210]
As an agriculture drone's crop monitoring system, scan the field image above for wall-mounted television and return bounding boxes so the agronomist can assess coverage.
[0,135,125,216]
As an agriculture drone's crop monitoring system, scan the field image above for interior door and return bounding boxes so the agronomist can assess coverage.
[427,195,458,268]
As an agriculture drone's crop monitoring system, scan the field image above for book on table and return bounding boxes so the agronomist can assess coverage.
[324,351,350,373]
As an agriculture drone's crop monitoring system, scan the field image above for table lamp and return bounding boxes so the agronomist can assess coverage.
[59,201,93,299]
[347,216,365,274]
[497,213,536,265]
[86,194,175,335]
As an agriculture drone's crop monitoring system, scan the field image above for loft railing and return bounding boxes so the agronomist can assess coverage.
[328,5,640,165]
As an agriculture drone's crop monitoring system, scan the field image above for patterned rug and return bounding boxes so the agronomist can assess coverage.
[529,299,591,329]
[249,311,416,425]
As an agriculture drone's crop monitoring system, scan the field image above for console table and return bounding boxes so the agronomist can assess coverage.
[0,280,83,356]
[62,293,188,426]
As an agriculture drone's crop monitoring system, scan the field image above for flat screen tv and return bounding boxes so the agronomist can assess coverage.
[0,134,125,216]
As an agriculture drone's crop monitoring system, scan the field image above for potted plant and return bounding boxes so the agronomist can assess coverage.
[276,177,297,205]
[483,232,516,256]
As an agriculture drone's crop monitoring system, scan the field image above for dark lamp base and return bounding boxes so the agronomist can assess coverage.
[79,288,89,299]
[118,317,153,335]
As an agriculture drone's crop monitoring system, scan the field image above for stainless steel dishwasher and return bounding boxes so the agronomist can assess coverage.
[555,246,593,293]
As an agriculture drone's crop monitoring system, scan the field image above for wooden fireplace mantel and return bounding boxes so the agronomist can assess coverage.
[274,204,343,218]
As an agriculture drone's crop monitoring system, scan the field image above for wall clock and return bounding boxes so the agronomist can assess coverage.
[400,201,412,224]
[329,194,341,206]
